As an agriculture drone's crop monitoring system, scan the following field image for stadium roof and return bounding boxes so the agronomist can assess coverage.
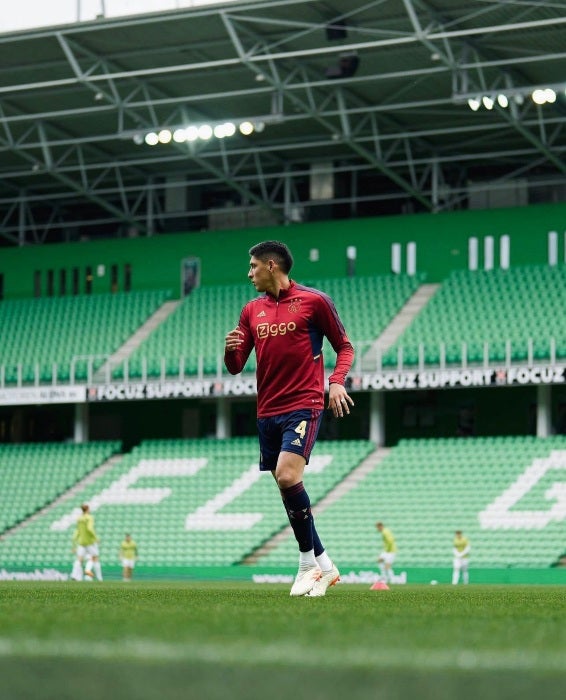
[0,0,565,245]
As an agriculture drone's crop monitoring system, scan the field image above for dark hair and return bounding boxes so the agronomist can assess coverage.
[249,240,294,274]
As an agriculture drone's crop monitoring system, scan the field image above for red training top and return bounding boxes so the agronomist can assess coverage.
[224,281,354,417]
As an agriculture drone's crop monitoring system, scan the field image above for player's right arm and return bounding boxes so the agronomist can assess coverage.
[224,307,254,375]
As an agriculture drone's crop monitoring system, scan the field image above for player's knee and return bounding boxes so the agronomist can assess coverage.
[275,469,296,489]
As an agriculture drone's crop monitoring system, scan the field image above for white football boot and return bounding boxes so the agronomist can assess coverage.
[306,564,340,597]
[290,565,321,596]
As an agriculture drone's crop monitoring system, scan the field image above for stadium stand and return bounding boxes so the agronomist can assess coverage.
[0,290,171,384]
[4,266,563,380]
[304,274,425,367]
[383,265,566,366]
[0,441,120,534]
[114,284,257,379]
[0,438,373,570]
[261,435,566,569]
[1,436,565,573]
[115,274,423,379]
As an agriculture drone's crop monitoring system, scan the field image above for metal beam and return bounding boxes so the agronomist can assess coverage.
[403,0,566,175]
[1,6,564,96]
[221,11,434,210]
[1,31,283,227]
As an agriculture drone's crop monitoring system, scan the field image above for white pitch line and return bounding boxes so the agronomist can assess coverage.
[0,638,563,673]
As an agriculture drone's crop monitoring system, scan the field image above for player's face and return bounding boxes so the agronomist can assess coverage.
[248,256,272,292]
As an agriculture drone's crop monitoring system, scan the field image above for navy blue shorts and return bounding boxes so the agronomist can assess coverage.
[257,409,323,471]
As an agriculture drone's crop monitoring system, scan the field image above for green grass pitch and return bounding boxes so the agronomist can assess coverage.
[0,582,564,699]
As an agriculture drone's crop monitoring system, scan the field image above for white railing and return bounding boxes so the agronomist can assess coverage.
[357,337,558,373]
[0,337,562,388]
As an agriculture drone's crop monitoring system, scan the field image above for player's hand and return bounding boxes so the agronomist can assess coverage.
[328,383,354,417]
[225,327,244,352]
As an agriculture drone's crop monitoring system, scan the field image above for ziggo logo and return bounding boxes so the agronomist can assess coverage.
[257,321,297,338]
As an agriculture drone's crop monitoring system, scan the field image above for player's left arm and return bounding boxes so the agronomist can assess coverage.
[88,519,99,542]
[317,295,355,417]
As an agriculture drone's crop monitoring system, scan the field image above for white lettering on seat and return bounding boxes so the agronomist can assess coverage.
[185,464,262,531]
[50,454,336,533]
[307,455,333,473]
[478,450,566,530]
[184,454,334,531]
[50,458,208,531]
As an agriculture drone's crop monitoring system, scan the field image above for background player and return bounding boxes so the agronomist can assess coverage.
[452,529,471,584]
[119,533,138,582]
[71,503,102,582]
[376,521,397,583]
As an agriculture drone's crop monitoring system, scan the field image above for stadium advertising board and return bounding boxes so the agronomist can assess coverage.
[1,365,564,406]
[0,385,86,405]
[86,378,257,402]
[354,365,566,391]
[86,365,566,402]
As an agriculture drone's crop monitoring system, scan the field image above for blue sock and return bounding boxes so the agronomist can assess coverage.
[312,523,324,557]
[281,482,313,553]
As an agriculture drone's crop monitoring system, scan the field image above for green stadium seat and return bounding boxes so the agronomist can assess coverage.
[387,265,566,367]
[0,438,373,570]
[261,435,566,569]
[0,291,171,385]
[0,442,120,535]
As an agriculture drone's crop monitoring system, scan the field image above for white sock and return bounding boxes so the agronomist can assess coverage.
[84,559,93,574]
[316,551,333,572]
[93,561,103,581]
[71,560,83,581]
[299,549,317,568]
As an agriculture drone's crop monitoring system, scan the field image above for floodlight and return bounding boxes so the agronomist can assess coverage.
[145,132,159,146]
[158,129,172,144]
[198,124,213,140]
[468,98,480,111]
[223,122,236,137]
[239,121,254,135]
[173,128,187,143]
[544,88,556,103]
[482,96,494,110]
[497,94,509,108]
[185,126,199,142]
